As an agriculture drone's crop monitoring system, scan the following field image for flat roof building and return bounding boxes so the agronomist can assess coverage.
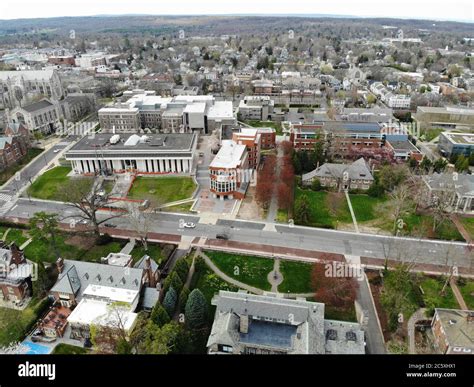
[438,132,474,157]
[65,132,197,176]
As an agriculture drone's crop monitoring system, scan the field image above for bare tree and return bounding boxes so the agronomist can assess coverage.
[127,203,151,251]
[389,183,413,235]
[60,179,125,236]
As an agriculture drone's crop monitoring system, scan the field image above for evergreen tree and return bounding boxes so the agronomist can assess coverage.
[150,304,170,327]
[163,287,178,317]
[185,289,208,330]
[174,259,190,283]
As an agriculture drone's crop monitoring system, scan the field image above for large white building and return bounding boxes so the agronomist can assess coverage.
[99,92,236,134]
[65,132,197,176]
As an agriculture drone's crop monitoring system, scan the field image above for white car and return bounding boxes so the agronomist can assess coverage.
[53,149,61,153]
[184,222,196,229]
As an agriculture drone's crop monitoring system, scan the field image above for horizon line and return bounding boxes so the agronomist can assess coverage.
[0,13,472,24]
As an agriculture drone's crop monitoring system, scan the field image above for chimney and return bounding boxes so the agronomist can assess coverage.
[9,243,24,265]
[468,312,474,324]
[240,315,249,334]
[144,256,156,288]
[56,258,65,274]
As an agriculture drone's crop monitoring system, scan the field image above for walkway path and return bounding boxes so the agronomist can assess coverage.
[450,277,468,311]
[120,238,136,255]
[20,238,33,250]
[450,215,472,243]
[200,252,315,299]
[266,145,283,222]
[1,228,10,241]
[267,259,283,292]
[408,308,427,354]
[344,190,360,233]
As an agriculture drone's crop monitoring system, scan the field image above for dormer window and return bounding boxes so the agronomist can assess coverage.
[96,274,101,282]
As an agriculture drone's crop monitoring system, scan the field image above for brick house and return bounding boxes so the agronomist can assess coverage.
[0,242,33,305]
[0,136,29,171]
[431,308,474,354]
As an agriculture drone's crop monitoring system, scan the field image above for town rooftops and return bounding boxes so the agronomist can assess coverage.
[210,140,247,169]
[207,101,234,120]
[423,173,474,197]
[434,308,474,352]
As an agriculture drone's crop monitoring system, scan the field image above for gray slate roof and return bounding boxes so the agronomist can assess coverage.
[51,259,143,298]
[303,158,374,183]
[22,100,54,113]
[207,291,364,354]
[424,173,474,197]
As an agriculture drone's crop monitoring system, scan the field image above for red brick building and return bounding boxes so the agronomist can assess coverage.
[0,242,33,305]
[232,129,261,170]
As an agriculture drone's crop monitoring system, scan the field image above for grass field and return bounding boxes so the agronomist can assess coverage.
[28,166,93,201]
[402,214,464,241]
[205,251,273,291]
[52,344,89,355]
[0,298,50,347]
[294,188,352,228]
[459,217,474,240]
[244,120,282,134]
[350,195,387,223]
[419,277,459,311]
[279,260,313,294]
[458,280,474,310]
[128,176,196,206]
[162,202,194,214]
[130,243,163,264]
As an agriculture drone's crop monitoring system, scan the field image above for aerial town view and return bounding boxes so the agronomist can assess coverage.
[0,0,472,384]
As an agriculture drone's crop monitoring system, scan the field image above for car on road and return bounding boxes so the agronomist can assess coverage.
[53,149,61,153]
[216,233,229,240]
[104,223,117,228]
[184,222,196,229]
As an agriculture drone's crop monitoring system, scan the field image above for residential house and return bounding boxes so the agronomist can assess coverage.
[431,308,474,355]
[302,158,374,191]
[207,291,365,355]
[0,242,33,305]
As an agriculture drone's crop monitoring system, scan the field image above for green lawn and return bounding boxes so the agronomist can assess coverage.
[28,166,93,201]
[350,195,387,223]
[4,228,29,246]
[276,209,289,223]
[325,305,357,322]
[419,277,459,312]
[244,120,282,134]
[162,203,194,214]
[459,217,474,240]
[0,148,44,186]
[402,214,464,241]
[130,243,163,264]
[294,188,352,228]
[103,180,115,195]
[52,344,89,355]
[279,261,312,294]
[128,176,196,206]
[205,251,273,291]
[0,298,50,347]
[458,280,474,310]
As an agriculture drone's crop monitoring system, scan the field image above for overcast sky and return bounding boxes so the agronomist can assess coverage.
[0,0,473,22]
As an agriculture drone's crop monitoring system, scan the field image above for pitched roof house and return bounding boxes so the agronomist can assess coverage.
[302,158,374,191]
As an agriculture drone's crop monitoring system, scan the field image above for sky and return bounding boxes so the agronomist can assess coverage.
[0,0,473,22]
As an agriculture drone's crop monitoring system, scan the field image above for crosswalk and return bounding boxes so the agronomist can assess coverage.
[0,193,12,202]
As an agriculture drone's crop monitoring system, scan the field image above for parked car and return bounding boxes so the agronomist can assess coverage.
[216,233,229,240]
[104,223,117,228]
[184,222,196,229]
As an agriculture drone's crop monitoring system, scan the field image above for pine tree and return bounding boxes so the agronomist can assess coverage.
[174,259,190,283]
[151,304,171,327]
[163,287,178,317]
[184,289,208,330]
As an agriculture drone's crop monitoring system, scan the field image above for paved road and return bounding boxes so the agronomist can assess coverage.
[5,198,473,272]
[0,136,75,204]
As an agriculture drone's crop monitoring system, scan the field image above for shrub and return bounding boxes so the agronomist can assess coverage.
[174,259,190,283]
[96,233,113,246]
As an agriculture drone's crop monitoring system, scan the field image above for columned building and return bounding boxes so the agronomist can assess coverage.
[65,133,197,176]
